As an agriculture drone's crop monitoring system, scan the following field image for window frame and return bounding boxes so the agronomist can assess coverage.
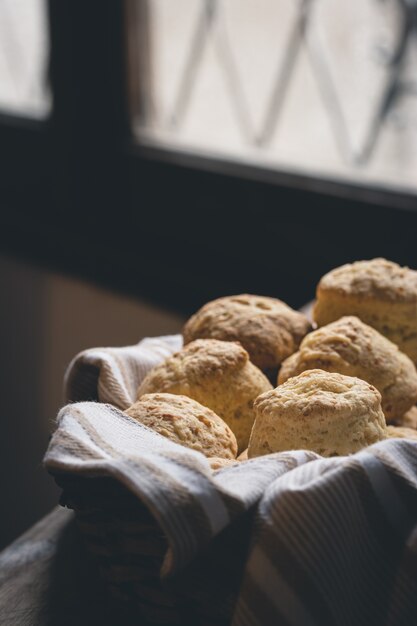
[0,0,416,316]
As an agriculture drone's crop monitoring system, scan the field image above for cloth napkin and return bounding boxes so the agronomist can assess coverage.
[44,335,417,626]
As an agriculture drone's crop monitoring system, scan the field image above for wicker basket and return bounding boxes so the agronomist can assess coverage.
[54,473,250,626]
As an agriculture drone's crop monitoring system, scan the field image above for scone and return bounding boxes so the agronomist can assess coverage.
[125,393,238,459]
[237,449,248,462]
[183,294,311,375]
[387,425,417,441]
[209,457,238,471]
[278,316,417,422]
[314,258,417,363]
[136,339,273,451]
[248,369,387,458]
[392,405,417,430]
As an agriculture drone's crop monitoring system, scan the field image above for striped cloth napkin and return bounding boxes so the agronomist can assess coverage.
[44,335,417,626]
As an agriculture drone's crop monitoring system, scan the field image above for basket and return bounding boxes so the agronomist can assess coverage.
[45,334,263,624]
[54,472,251,626]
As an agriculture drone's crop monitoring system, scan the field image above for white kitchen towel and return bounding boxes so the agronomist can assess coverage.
[64,335,182,408]
[45,335,417,626]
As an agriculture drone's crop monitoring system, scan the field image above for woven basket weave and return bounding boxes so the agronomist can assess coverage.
[54,473,247,626]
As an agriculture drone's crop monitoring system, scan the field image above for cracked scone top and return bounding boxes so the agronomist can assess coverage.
[183,294,311,374]
[278,316,417,422]
[248,369,387,458]
[125,393,238,460]
[314,258,417,363]
[136,339,273,451]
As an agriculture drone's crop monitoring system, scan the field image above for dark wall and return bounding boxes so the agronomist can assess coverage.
[0,254,183,550]
[0,256,50,549]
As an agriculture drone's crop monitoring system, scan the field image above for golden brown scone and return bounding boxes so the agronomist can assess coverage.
[183,294,311,374]
[237,449,248,462]
[125,393,237,459]
[387,425,417,441]
[314,258,417,363]
[248,369,387,458]
[392,405,417,430]
[136,339,272,451]
[278,316,417,422]
[209,457,238,471]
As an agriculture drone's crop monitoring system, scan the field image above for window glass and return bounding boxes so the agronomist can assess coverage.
[130,0,417,192]
[0,0,51,119]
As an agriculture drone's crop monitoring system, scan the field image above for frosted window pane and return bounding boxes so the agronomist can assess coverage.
[0,0,51,119]
[130,0,417,193]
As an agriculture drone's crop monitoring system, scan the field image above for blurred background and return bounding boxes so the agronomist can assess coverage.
[0,0,416,549]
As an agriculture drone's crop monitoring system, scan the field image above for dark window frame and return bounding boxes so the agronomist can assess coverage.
[0,0,416,316]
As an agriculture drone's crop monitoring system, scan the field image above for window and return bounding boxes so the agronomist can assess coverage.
[0,0,51,118]
[130,0,417,192]
[0,1,416,316]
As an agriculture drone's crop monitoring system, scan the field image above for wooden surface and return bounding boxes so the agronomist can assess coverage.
[0,507,139,625]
